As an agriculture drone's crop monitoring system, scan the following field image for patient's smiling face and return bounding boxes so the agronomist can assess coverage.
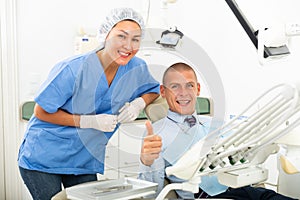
[161,65,200,115]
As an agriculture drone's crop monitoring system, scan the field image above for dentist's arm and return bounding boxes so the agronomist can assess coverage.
[34,104,80,126]
[141,93,159,106]
[34,103,117,132]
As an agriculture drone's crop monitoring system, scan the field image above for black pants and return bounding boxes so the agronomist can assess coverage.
[19,167,97,200]
[209,186,297,200]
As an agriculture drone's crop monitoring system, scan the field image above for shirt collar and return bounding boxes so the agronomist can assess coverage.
[167,110,198,123]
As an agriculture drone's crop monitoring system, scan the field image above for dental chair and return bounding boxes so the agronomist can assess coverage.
[276,131,300,199]
[20,101,35,121]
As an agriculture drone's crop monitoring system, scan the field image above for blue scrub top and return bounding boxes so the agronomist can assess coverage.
[18,51,160,175]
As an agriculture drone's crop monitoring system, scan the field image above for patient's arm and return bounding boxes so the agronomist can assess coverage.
[140,121,162,166]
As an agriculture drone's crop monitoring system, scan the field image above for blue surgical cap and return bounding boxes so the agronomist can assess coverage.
[97,7,145,47]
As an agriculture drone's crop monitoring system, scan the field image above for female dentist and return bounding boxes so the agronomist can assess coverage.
[18,7,159,200]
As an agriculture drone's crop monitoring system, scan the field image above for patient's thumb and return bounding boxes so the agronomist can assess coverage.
[145,120,154,136]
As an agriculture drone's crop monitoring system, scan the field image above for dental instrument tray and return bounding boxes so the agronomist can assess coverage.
[66,177,158,200]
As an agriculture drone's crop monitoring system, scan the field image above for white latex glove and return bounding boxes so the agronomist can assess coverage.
[117,97,146,123]
[80,114,117,132]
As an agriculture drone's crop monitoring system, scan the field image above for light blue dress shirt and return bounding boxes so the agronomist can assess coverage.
[138,110,228,199]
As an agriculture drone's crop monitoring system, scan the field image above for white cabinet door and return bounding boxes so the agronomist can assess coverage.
[117,122,146,178]
[119,165,140,179]
[97,168,119,181]
[118,122,145,168]
[103,121,147,180]
[105,146,119,170]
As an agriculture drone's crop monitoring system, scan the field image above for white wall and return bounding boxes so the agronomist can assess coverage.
[17,0,300,115]
[12,0,300,198]
[17,0,146,100]
[161,0,300,116]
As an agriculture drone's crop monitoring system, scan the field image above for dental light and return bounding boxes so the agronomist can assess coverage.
[156,82,300,200]
[257,24,289,65]
[225,0,300,65]
[156,26,184,48]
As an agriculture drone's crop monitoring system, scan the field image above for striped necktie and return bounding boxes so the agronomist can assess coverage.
[184,115,196,127]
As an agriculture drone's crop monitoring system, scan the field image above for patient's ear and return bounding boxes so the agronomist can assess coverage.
[160,85,166,98]
[197,82,201,96]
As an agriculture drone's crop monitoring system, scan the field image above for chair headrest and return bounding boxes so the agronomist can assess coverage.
[145,96,169,122]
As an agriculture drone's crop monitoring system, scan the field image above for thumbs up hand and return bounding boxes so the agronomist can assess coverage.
[140,121,162,166]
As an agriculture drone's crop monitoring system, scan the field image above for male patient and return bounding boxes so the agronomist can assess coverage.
[138,62,296,199]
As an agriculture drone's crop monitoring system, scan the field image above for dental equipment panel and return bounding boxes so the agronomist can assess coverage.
[156,83,300,200]
[156,27,184,48]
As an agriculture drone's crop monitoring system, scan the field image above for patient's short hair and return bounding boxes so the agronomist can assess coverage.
[162,62,197,85]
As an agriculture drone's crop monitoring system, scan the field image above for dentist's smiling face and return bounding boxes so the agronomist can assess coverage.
[161,65,200,115]
[105,20,142,66]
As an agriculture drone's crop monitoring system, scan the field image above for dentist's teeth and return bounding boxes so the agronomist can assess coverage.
[119,51,129,56]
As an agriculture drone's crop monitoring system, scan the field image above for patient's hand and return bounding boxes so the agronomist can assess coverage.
[140,120,162,166]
